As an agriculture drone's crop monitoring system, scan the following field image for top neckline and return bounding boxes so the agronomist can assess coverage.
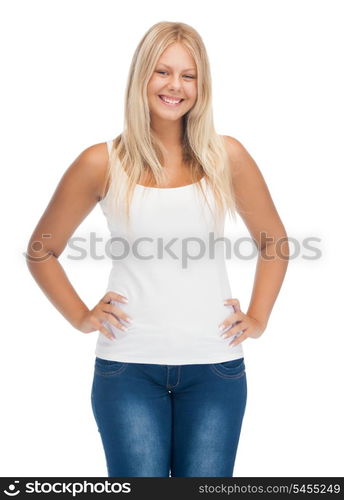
[135,175,206,191]
[107,139,206,192]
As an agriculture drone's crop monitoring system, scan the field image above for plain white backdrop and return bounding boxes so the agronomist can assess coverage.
[1,0,343,477]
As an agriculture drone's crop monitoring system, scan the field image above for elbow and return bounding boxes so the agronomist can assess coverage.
[25,238,59,267]
[275,231,290,262]
[259,229,290,260]
[279,227,290,260]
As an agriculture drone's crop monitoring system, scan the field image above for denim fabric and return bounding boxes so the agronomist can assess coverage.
[91,357,247,477]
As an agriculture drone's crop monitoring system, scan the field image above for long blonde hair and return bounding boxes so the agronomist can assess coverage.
[105,21,238,231]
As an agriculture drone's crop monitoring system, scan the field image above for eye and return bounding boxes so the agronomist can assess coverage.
[155,71,196,79]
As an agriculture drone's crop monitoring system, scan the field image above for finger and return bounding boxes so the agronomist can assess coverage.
[218,314,242,331]
[224,298,241,312]
[221,322,246,338]
[95,319,116,341]
[230,330,248,347]
[101,303,133,323]
[100,326,116,341]
[100,312,129,332]
[102,291,128,304]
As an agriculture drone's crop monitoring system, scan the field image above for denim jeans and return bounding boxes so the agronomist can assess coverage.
[91,356,247,477]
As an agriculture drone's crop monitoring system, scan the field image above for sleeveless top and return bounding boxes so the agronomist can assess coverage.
[94,139,244,365]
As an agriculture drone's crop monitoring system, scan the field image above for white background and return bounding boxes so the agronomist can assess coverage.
[1,0,343,477]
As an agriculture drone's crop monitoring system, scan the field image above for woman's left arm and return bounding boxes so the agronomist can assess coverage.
[220,136,290,346]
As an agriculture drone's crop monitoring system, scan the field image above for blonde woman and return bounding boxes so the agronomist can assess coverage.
[26,21,289,477]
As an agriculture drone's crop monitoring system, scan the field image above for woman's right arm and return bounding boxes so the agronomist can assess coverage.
[25,142,130,340]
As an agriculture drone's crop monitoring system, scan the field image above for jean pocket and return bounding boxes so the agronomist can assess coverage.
[94,357,128,376]
[210,357,246,379]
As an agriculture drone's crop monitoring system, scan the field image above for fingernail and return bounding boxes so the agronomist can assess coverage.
[126,317,133,323]
[122,297,128,303]
[218,324,225,331]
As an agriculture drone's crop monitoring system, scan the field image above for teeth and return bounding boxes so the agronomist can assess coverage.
[160,95,182,104]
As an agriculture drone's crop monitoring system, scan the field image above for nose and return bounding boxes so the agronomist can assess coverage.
[167,73,182,92]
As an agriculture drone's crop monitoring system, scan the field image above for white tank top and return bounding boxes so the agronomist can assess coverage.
[94,139,244,365]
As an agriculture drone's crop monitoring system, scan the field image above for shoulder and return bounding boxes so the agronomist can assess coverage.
[221,135,281,232]
[221,135,256,178]
[221,134,271,207]
[77,141,109,170]
[222,135,244,153]
[70,141,110,201]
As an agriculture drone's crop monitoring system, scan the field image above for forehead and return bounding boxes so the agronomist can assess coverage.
[158,62,196,71]
[156,43,196,71]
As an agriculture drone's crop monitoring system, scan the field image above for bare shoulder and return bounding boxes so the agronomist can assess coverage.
[26,141,110,260]
[222,135,256,177]
[221,135,285,243]
[222,134,269,189]
[74,141,110,201]
[222,134,270,197]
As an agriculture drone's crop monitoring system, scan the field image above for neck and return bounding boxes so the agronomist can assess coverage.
[150,116,184,149]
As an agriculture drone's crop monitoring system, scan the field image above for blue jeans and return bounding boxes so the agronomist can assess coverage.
[91,357,247,477]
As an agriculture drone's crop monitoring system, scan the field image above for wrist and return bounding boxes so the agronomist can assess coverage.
[246,311,268,331]
[71,307,89,331]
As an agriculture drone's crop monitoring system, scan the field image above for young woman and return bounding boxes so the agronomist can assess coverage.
[26,21,289,477]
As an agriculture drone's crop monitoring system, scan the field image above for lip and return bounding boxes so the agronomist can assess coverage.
[158,95,184,107]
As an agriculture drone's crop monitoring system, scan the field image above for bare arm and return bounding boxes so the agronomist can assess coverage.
[25,142,126,336]
[224,135,290,329]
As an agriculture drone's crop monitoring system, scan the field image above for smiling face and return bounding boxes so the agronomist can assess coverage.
[147,42,198,124]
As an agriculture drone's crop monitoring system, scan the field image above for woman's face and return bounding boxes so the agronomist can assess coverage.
[147,42,198,123]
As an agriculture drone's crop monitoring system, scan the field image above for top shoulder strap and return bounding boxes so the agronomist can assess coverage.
[106,139,114,157]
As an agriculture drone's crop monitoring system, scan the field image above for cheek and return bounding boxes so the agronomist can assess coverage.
[147,83,153,96]
[187,82,197,98]
[187,88,197,105]
[147,78,160,94]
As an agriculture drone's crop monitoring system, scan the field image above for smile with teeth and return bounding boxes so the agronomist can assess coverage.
[158,95,184,106]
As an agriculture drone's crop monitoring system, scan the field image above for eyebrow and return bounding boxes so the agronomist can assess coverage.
[158,63,196,71]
